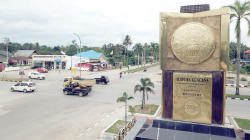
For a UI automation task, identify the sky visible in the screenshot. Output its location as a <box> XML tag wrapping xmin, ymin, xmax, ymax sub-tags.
<box><xmin>0</xmin><ymin>0</ymin><xmax>249</xmax><ymax>48</ymax></box>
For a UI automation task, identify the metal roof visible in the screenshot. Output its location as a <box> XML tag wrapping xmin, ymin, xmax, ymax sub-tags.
<box><xmin>0</xmin><ymin>50</ymin><xmax>13</xmax><ymax>57</ymax></box>
<box><xmin>14</xmin><ymin>50</ymin><xmax>36</xmax><ymax>57</ymax></box>
<box><xmin>74</xmin><ymin>50</ymin><xmax>103</xmax><ymax>59</ymax></box>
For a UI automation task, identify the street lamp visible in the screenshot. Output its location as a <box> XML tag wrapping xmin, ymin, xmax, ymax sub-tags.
<box><xmin>73</xmin><ymin>33</ymin><xmax>87</xmax><ymax>79</ymax></box>
<box><xmin>4</xmin><ymin>38</ymin><xmax>10</xmax><ymax>67</ymax></box>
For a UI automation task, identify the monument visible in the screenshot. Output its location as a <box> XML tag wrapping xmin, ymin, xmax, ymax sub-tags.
<box><xmin>160</xmin><ymin>7</ymin><xmax>229</xmax><ymax>125</ymax></box>
<box><xmin>135</xmin><ymin>6</ymin><xmax>240</xmax><ymax>140</ymax></box>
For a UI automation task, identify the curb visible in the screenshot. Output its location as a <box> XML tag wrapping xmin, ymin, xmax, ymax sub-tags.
<box><xmin>131</xmin><ymin>105</ymin><xmax>161</xmax><ymax>118</ymax></box>
<box><xmin>226</xmin><ymin>84</ymin><xmax>247</xmax><ymax>87</ymax></box>
<box><xmin>0</xmin><ymin>79</ymin><xmax>29</xmax><ymax>82</ymax></box>
<box><xmin>226</xmin><ymin>97</ymin><xmax>250</xmax><ymax>101</ymax></box>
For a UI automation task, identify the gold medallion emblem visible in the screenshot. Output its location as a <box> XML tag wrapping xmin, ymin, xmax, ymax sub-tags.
<box><xmin>184</xmin><ymin>99</ymin><xmax>200</xmax><ymax>115</ymax></box>
<box><xmin>171</xmin><ymin>22</ymin><xmax>215</xmax><ymax>64</ymax></box>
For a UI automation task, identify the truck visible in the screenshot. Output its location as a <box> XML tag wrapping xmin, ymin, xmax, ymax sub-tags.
<box><xmin>63</xmin><ymin>82</ymin><xmax>91</xmax><ymax>97</ymax></box>
<box><xmin>95</xmin><ymin>75</ymin><xmax>110</xmax><ymax>84</ymax></box>
<box><xmin>63</xmin><ymin>76</ymin><xmax>96</xmax><ymax>87</ymax></box>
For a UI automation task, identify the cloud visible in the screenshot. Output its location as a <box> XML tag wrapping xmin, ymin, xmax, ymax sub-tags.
<box><xmin>0</xmin><ymin>0</ymin><xmax>249</xmax><ymax>48</ymax></box>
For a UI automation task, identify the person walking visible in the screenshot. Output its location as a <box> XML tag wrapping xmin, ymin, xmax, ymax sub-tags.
<box><xmin>120</xmin><ymin>72</ymin><xmax>122</xmax><ymax>78</ymax></box>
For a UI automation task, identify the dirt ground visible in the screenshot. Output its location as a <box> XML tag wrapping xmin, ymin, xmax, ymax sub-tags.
<box><xmin>134</xmin><ymin>104</ymin><xmax>157</xmax><ymax>114</ymax></box>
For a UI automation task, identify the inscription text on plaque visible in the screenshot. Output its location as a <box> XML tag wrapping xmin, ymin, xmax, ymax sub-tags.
<box><xmin>173</xmin><ymin>72</ymin><xmax>212</xmax><ymax>124</ymax></box>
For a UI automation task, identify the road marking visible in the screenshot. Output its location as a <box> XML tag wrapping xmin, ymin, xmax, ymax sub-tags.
<box><xmin>95</xmin><ymin>123</ymin><xmax>98</xmax><ymax>126</ymax></box>
<box><xmin>100</xmin><ymin>119</ymin><xmax>104</xmax><ymax>122</ymax></box>
<box><xmin>86</xmin><ymin>128</ymin><xmax>91</xmax><ymax>131</ymax></box>
<box><xmin>78</xmin><ymin>133</ymin><xmax>83</xmax><ymax>137</ymax></box>
<box><xmin>106</xmin><ymin>115</ymin><xmax>109</xmax><ymax>117</ymax></box>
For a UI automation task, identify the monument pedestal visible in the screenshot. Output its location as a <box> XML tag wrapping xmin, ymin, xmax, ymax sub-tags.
<box><xmin>136</xmin><ymin>118</ymin><xmax>238</xmax><ymax>140</ymax></box>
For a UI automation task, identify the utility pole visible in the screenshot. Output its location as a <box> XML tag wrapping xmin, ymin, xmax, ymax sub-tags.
<box><xmin>4</xmin><ymin>38</ymin><xmax>10</xmax><ymax>67</ymax></box>
<box><xmin>73</xmin><ymin>33</ymin><xmax>87</xmax><ymax>79</ymax></box>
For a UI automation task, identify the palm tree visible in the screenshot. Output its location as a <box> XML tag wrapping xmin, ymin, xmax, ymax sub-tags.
<box><xmin>35</xmin><ymin>42</ymin><xmax>40</xmax><ymax>51</ymax></box>
<box><xmin>224</xmin><ymin>0</ymin><xmax>250</xmax><ymax>95</ymax></box>
<box><xmin>117</xmin><ymin>92</ymin><xmax>134</xmax><ymax>124</ymax></box>
<box><xmin>123</xmin><ymin>35</ymin><xmax>132</xmax><ymax>65</ymax></box>
<box><xmin>150</xmin><ymin>42</ymin><xmax>157</xmax><ymax>64</ymax></box>
<box><xmin>142</xmin><ymin>43</ymin><xmax>148</xmax><ymax>64</ymax></box>
<box><xmin>102</xmin><ymin>44</ymin><xmax>107</xmax><ymax>55</ymax></box>
<box><xmin>133</xmin><ymin>43</ymin><xmax>143</xmax><ymax>67</ymax></box>
<box><xmin>154</xmin><ymin>44</ymin><xmax>159</xmax><ymax>62</ymax></box>
<box><xmin>134</xmin><ymin>78</ymin><xmax>155</xmax><ymax>109</ymax></box>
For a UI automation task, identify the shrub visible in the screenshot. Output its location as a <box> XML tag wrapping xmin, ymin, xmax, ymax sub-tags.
<box><xmin>241</xmin><ymin>77</ymin><xmax>247</xmax><ymax>81</ymax></box>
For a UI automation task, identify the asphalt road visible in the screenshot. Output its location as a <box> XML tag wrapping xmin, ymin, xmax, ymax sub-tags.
<box><xmin>0</xmin><ymin>66</ymin><xmax>249</xmax><ymax>140</ymax></box>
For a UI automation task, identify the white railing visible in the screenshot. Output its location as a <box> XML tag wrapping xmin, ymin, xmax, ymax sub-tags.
<box><xmin>5</xmin><ymin>66</ymin><xmax>32</xmax><ymax>72</ymax></box>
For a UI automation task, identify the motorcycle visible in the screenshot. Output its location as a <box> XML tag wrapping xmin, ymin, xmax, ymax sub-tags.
<box><xmin>19</xmin><ymin>71</ymin><xmax>25</xmax><ymax>75</ymax></box>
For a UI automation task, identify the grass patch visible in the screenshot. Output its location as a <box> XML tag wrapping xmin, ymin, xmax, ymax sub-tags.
<box><xmin>234</xmin><ymin>118</ymin><xmax>250</xmax><ymax>130</ymax></box>
<box><xmin>105</xmin><ymin>120</ymin><xmax>126</xmax><ymax>134</ymax></box>
<box><xmin>123</xmin><ymin>63</ymin><xmax>159</xmax><ymax>73</ymax></box>
<box><xmin>129</xmin><ymin>104</ymin><xmax>159</xmax><ymax>115</ymax></box>
<box><xmin>226</xmin><ymin>94</ymin><xmax>250</xmax><ymax>99</ymax></box>
<box><xmin>229</xmin><ymin>71</ymin><xmax>237</xmax><ymax>74</ymax></box>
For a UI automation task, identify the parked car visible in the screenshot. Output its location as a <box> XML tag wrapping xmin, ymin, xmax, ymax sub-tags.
<box><xmin>95</xmin><ymin>75</ymin><xmax>110</xmax><ymax>84</ymax></box>
<box><xmin>31</xmin><ymin>66</ymin><xmax>39</xmax><ymax>69</ymax></box>
<box><xmin>11</xmin><ymin>82</ymin><xmax>37</xmax><ymax>93</ymax></box>
<box><xmin>28</xmin><ymin>72</ymin><xmax>45</xmax><ymax>80</ymax></box>
<box><xmin>37</xmin><ymin>67</ymin><xmax>48</xmax><ymax>73</ymax></box>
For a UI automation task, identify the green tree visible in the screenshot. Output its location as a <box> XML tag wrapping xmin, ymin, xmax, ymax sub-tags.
<box><xmin>35</xmin><ymin>42</ymin><xmax>40</xmax><ymax>51</ymax></box>
<box><xmin>108</xmin><ymin>57</ymin><xmax>115</xmax><ymax>64</ymax></box>
<box><xmin>225</xmin><ymin>0</ymin><xmax>250</xmax><ymax>95</ymax></box>
<box><xmin>229</xmin><ymin>42</ymin><xmax>250</xmax><ymax>60</ymax></box>
<box><xmin>150</xmin><ymin>42</ymin><xmax>157</xmax><ymax>63</ymax></box>
<box><xmin>134</xmin><ymin>78</ymin><xmax>155</xmax><ymax>109</ymax></box>
<box><xmin>123</xmin><ymin>35</ymin><xmax>132</xmax><ymax>65</ymax></box>
<box><xmin>133</xmin><ymin>43</ymin><xmax>143</xmax><ymax>67</ymax></box>
<box><xmin>66</xmin><ymin>45</ymin><xmax>77</xmax><ymax>56</ymax></box>
<box><xmin>116</xmin><ymin>92</ymin><xmax>134</xmax><ymax>123</ymax></box>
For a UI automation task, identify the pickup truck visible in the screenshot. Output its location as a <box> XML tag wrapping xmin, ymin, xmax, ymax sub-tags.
<box><xmin>63</xmin><ymin>82</ymin><xmax>92</xmax><ymax>97</ymax></box>
<box><xmin>63</xmin><ymin>76</ymin><xmax>96</xmax><ymax>87</ymax></box>
<box><xmin>95</xmin><ymin>75</ymin><xmax>110</xmax><ymax>84</ymax></box>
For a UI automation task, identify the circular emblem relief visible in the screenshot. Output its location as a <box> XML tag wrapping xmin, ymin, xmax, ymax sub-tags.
<box><xmin>171</xmin><ymin>22</ymin><xmax>215</xmax><ymax>64</ymax></box>
<box><xmin>184</xmin><ymin>99</ymin><xmax>200</xmax><ymax>115</ymax></box>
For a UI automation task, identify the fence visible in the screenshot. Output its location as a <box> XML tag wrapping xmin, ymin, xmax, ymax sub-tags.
<box><xmin>5</xmin><ymin>66</ymin><xmax>32</xmax><ymax>72</ymax></box>
<box><xmin>113</xmin><ymin>117</ymin><xmax>137</xmax><ymax>140</ymax></box>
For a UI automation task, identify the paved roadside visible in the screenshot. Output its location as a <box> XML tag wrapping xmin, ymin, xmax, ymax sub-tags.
<box><xmin>74</xmin><ymin>105</ymin><xmax>126</xmax><ymax>140</ymax></box>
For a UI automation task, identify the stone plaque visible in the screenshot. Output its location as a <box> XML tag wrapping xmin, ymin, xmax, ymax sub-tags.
<box><xmin>173</xmin><ymin>72</ymin><xmax>212</xmax><ymax>124</ymax></box>
<box><xmin>171</xmin><ymin>22</ymin><xmax>215</xmax><ymax>64</ymax></box>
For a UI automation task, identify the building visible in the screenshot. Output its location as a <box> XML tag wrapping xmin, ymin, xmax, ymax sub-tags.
<box><xmin>180</xmin><ymin>4</ymin><xmax>210</xmax><ymax>13</ymax></box>
<box><xmin>10</xmin><ymin>50</ymin><xmax>38</xmax><ymax>65</ymax></box>
<box><xmin>32</xmin><ymin>55</ymin><xmax>89</xmax><ymax>70</ymax></box>
<box><xmin>74</xmin><ymin>50</ymin><xmax>107</xmax><ymax>62</ymax></box>
<box><xmin>243</xmin><ymin>50</ymin><xmax>250</xmax><ymax>64</ymax></box>
<box><xmin>74</xmin><ymin>50</ymin><xmax>108</xmax><ymax>70</ymax></box>
<box><xmin>66</xmin><ymin>56</ymin><xmax>90</xmax><ymax>70</ymax></box>
<box><xmin>0</xmin><ymin>50</ymin><xmax>13</xmax><ymax>63</ymax></box>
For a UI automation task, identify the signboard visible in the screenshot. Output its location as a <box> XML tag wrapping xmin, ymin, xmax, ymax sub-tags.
<box><xmin>71</xmin><ymin>68</ymin><xmax>77</xmax><ymax>74</ymax></box>
<box><xmin>54</xmin><ymin>59</ymin><xmax>61</xmax><ymax>62</ymax></box>
<box><xmin>173</xmin><ymin>72</ymin><xmax>212</xmax><ymax>124</ymax></box>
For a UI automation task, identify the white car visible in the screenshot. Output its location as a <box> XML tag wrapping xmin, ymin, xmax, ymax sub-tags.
<box><xmin>28</xmin><ymin>72</ymin><xmax>45</xmax><ymax>80</ymax></box>
<box><xmin>11</xmin><ymin>82</ymin><xmax>37</xmax><ymax>93</ymax></box>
